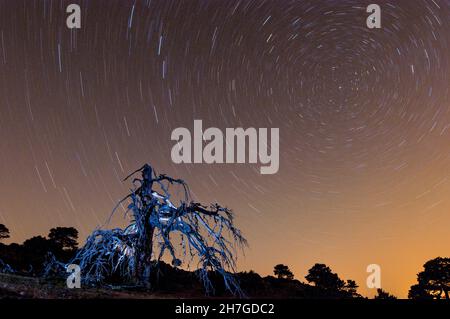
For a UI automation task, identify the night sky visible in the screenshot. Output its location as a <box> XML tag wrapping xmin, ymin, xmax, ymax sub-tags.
<box><xmin>0</xmin><ymin>0</ymin><xmax>449</xmax><ymax>297</ymax></box>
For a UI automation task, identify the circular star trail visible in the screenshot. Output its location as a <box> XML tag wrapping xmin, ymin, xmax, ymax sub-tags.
<box><xmin>0</xmin><ymin>0</ymin><xmax>449</xmax><ymax>297</ymax></box>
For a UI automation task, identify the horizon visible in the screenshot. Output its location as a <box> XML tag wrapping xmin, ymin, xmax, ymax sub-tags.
<box><xmin>1</xmin><ymin>172</ymin><xmax>447</xmax><ymax>299</ymax></box>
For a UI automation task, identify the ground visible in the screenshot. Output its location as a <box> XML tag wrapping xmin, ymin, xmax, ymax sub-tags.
<box><xmin>0</xmin><ymin>273</ymin><xmax>204</xmax><ymax>299</ymax></box>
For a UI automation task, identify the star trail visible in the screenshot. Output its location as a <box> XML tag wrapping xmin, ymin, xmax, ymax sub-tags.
<box><xmin>0</xmin><ymin>0</ymin><xmax>449</xmax><ymax>297</ymax></box>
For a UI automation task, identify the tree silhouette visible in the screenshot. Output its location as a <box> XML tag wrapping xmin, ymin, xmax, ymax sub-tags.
<box><xmin>23</xmin><ymin>236</ymin><xmax>49</xmax><ymax>250</ymax></box>
<box><xmin>343</xmin><ymin>279</ymin><xmax>360</xmax><ymax>298</ymax></box>
<box><xmin>273</xmin><ymin>264</ymin><xmax>294</xmax><ymax>280</ymax></box>
<box><xmin>304</xmin><ymin>263</ymin><xmax>360</xmax><ymax>298</ymax></box>
<box><xmin>0</xmin><ymin>224</ymin><xmax>10</xmax><ymax>241</ymax></box>
<box><xmin>48</xmin><ymin>227</ymin><xmax>79</xmax><ymax>251</ymax></box>
<box><xmin>22</xmin><ymin>236</ymin><xmax>53</xmax><ymax>274</ymax></box>
<box><xmin>408</xmin><ymin>257</ymin><xmax>449</xmax><ymax>299</ymax></box>
<box><xmin>305</xmin><ymin>263</ymin><xmax>345</xmax><ymax>291</ymax></box>
<box><xmin>74</xmin><ymin>164</ymin><xmax>247</xmax><ymax>295</ymax></box>
<box><xmin>408</xmin><ymin>284</ymin><xmax>433</xmax><ymax>299</ymax></box>
<box><xmin>374</xmin><ymin>288</ymin><xmax>397</xmax><ymax>299</ymax></box>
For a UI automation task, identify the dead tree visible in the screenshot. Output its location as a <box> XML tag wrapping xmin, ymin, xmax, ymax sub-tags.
<box><xmin>74</xmin><ymin>164</ymin><xmax>247</xmax><ymax>295</ymax></box>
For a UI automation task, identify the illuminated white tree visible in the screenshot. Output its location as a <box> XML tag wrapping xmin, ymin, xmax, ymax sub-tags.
<box><xmin>74</xmin><ymin>164</ymin><xmax>247</xmax><ymax>295</ymax></box>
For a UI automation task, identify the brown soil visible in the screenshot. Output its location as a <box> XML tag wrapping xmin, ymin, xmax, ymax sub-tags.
<box><xmin>0</xmin><ymin>273</ymin><xmax>199</xmax><ymax>299</ymax></box>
